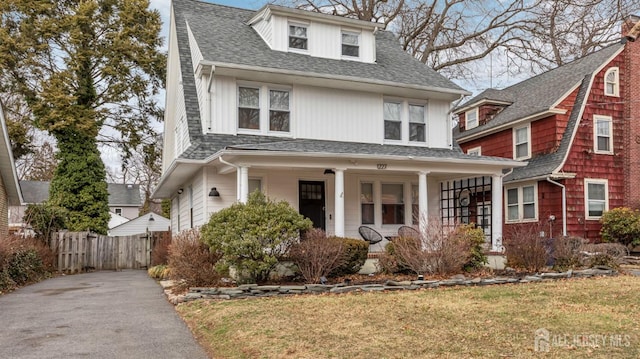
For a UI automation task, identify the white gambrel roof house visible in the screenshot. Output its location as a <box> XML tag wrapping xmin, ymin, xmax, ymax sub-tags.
<box><xmin>154</xmin><ymin>0</ymin><xmax>524</xmax><ymax>252</ymax></box>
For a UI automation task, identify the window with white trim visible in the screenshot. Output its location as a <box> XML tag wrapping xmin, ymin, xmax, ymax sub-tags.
<box><xmin>114</xmin><ymin>208</ymin><xmax>122</xmax><ymax>216</ymax></box>
<box><xmin>585</xmin><ymin>179</ymin><xmax>608</xmax><ymax>219</ymax></box>
<box><xmin>361</xmin><ymin>182</ymin><xmax>374</xmax><ymax>224</ymax></box>
<box><xmin>467</xmin><ymin>146</ymin><xmax>481</xmax><ymax>156</ymax></box>
<box><xmin>341</xmin><ymin>31</ymin><xmax>359</xmax><ymax>57</ymax></box>
<box><xmin>594</xmin><ymin>115</ymin><xmax>613</xmax><ymax>154</ymax></box>
<box><xmin>513</xmin><ymin>124</ymin><xmax>531</xmax><ymax>160</ymax></box>
<box><xmin>238</xmin><ymin>87</ymin><xmax>260</xmax><ymax>130</ymax></box>
<box><xmin>289</xmin><ymin>24</ymin><xmax>308</xmax><ymax>50</ymax></box>
<box><xmin>505</xmin><ymin>184</ymin><xmax>537</xmax><ymax>222</ymax></box>
<box><xmin>269</xmin><ymin>90</ymin><xmax>290</xmax><ymax>132</ymax></box>
<box><xmin>383</xmin><ymin>101</ymin><xmax>401</xmax><ymax>140</ymax></box>
<box><xmin>409</xmin><ymin>104</ymin><xmax>426</xmax><ymax>142</ymax></box>
<box><xmin>604</xmin><ymin>67</ymin><xmax>619</xmax><ymax>97</ymax></box>
<box><xmin>382</xmin><ymin>183</ymin><xmax>404</xmax><ymax>225</ymax></box>
<box><xmin>465</xmin><ymin>108</ymin><xmax>478</xmax><ymax>130</ymax></box>
<box><xmin>249</xmin><ymin>178</ymin><xmax>262</xmax><ymax>194</ymax></box>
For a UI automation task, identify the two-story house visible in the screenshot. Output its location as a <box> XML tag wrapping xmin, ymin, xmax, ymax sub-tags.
<box><xmin>154</xmin><ymin>0</ymin><xmax>524</xmax><ymax>252</ymax></box>
<box><xmin>454</xmin><ymin>16</ymin><xmax>640</xmax><ymax>240</ymax></box>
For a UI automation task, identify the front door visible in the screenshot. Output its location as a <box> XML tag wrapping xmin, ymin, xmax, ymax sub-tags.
<box><xmin>299</xmin><ymin>181</ymin><xmax>326</xmax><ymax>230</ymax></box>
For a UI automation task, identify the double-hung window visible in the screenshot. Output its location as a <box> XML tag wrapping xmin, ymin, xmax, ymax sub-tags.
<box><xmin>594</xmin><ymin>115</ymin><xmax>613</xmax><ymax>154</ymax></box>
<box><xmin>361</xmin><ymin>183</ymin><xmax>374</xmax><ymax>224</ymax></box>
<box><xmin>513</xmin><ymin>124</ymin><xmax>530</xmax><ymax>159</ymax></box>
<box><xmin>269</xmin><ymin>90</ymin><xmax>290</xmax><ymax>132</ymax></box>
<box><xmin>585</xmin><ymin>179</ymin><xmax>608</xmax><ymax>219</ymax></box>
<box><xmin>384</xmin><ymin>101</ymin><xmax>402</xmax><ymax>140</ymax></box>
<box><xmin>289</xmin><ymin>24</ymin><xmax>308</xmax><ymax>50</ymax></box>
<box><xmin>238</xmin><ymin>87</ymin><xmax>260</xmax><ymax>130</ymax></box>
<box><xmin>341</xmin><ymin>31</ymin><xmax>359</xmax><ymax>57</ymax></box>
<box><xmin>249</xmin><ymin>178</ymin><xmax>262</xmax><ymax>195</ymax></box>
<box><xmin>382</xmin><ymin>184</ymin><xmax>404</xmax><ymax>225</ymax></box>
<box><xmin>465</xmin><ymin>108</ymin><xmax>478</xmax><ymax>130</ymax></box>
<box><xmin>604</xmin><ymin>67</ymin><xmax>619</xmax><ymax>97</ymax></box>
<box><xmin>506</xmin><ymin>184</ymin><xmax>537</xmax><ymax>222</ymax></box>
<box><xmin>467</xmin><ymin>147</ymin><xmax>481</xmax><ymax>156</ymax></box>
<box><xmin>409</xmin><ymin>104</ymin><xmax>426</xmax><ymax>142</ymax></box>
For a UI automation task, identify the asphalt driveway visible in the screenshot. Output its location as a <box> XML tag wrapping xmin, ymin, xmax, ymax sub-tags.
<box><xmin>0</xmin><ymin>270</ymin><xmax>209</xmax><ymax>359</ymax></box>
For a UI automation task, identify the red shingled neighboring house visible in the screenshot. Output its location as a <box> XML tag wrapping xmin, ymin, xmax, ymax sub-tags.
<box><xmin>454</xmin><ymin>16</ymin><xmax>640</xmax><ymax>241</ymax></box>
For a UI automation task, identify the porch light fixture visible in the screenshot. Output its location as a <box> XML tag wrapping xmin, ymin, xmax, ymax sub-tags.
<box><xmin>323</xmin><ymin>169</ymin><xmax>335</xmax><ymax>175</ymax></box>
<box><xmin>209</xmin><ymin>187</ymin><xmax>220</xmax><ymax>197</ymax></box>
<box><xmin>149</xmin><ymin>214</ymin><xmax>155</xmax><ymax>222</ymax></box>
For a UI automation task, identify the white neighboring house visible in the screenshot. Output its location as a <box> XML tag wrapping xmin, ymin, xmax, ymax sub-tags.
<box><xmin>153</xmin><ymin>1</ymin><xmax>525</xmax><ymax>252</ymax></box>
<box><xmin>108</xmin><ymin>212</ymin><xmax>170</xmax><ymax>237</ymax></box>
<box><xmin>10</xmin><ymin>181</ymin><xmax>142</xmax><ymax>232</ymax></box>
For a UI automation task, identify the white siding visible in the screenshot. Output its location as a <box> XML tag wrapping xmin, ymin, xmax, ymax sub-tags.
<box><xmin>311</xmin><ymin>22</ymin><xmax>340</xmax><ymax>59</ymax></box>
<box><xmin>294</xmin><ymin>85</ymin><xmax>382</xmax><ymax>142</ymax></box>
<box><xmin>109</xmin><ymin>214</ymin><xmax>171</xmax><ymax>236</ymax></box>
<box><xmin>186</xmin><ymin>22</ymin><xmax>203</xmax><ymax>72</ymax></box>
<box><xmin>204</xmin><ymin>167</ymin><xmax>238</xmax><ymax>219</ymax></box>
<box><xmin>162</xmin><ymin>8</ymin><xmax>181</xmax><ymax>172</ymax></box>
<box><xmin>360</xmin><ymin>31</ymin><xmax>376</xmax><ymax>63</ymax></box>
<box><xmin>251</xmin><ymin>17</ymin><xmax>273</xmax><ymax>48</ymax></box>
<box><xmin>209</xmin><ymin>75</ymin><xmax>237</xmax><ymax>134</ymax></box>
<box><xmin>191</xmin><ymin>170</ymin><xmax>205</xmax><ymax>227</ymax></box>
<box><xmin>428</xmin><ymin>100</ymin><xmax>452</xmax><ymax>148</ymax></box>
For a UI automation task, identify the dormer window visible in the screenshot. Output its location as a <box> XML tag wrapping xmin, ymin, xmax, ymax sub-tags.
<box><xmin>465</xmin><ymin>108</ymin><xmax>478</xmax><ymax>130</ymax></box>
<box><xmin>604</xmin><ymin>67</ymin><xmax>619</xmax><ymax>97</ymax></box>
<box><xmin>342</xmin><ymin>31</ymin><xmax>359</xmax><ymax>57</ymax></box>
<box><xmin>289</xmin><ymin>24</ymin><xmax>308</xmax><ymax>50</ymax></box>
<box><xmin>409</xmin><ymin>104</ymin><xmax>426</xmax><ymax>142</ymax></box>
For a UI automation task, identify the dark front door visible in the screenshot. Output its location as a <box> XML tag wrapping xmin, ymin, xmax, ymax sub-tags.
<box><xmin>299</xmin><ymin>181</ymin><xmax>326</xmax><ymax>230</ymax></box>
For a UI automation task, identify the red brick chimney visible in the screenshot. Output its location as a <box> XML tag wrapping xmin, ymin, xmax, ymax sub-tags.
<box><xmin>623</xmin><ymin>16</ymin><xmax>640</xmax><ymax>209</ymax></box>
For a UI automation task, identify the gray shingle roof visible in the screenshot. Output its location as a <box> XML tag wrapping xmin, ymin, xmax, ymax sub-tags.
<box><xmin>454</xmin><ymin>43</ymin><xmax>624</xmax><ymax>140</ymax></box>
<box><xmin>172</xmin><ymin>0</ymin><xmax>467</xmax><ymax>142</ymax></box>
<box><xmin>19</xmin><ymin>181</ymin><xmax>141</xmax><ymax>206</ymax></box>
<box><xmin>180</xmin><ymin>133</ymin><xmax>519</xmax><ymax>164</ymax></box>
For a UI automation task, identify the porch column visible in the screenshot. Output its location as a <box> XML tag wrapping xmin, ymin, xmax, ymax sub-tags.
<box><xmin>418</xmin><ymin>171</ymin><xmax>429</xmax><ymax>233</ymax></box>
<box><xmin>491</xmin><ymin>174</ymin><xmax>503</xmax><ymax>252</ymax></box>
<box><xmin>239</xmin><ymin>166</ymin><xmax>249</xmax><ymax>203</ymax></box>
<box><xmin>334</xmin><ymin>168</ymin><xmax>345</xmax><ymax>237</ymax></box>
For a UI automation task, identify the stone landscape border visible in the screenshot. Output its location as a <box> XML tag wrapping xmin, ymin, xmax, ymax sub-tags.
<box><xmin>161</xmin><ymin>268</ymin><xmax>623</xmax><ymax>304</ymax></box>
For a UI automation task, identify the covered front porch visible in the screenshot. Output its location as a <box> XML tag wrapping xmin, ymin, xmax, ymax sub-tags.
<box><xmin>198</xmin><ymin>149</ymin><xmax>522</xmax><ymax>253</ymax></box>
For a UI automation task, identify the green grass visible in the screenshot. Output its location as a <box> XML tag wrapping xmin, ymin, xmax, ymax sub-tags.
<box><xmin>177</xmin><ymin>275</ymin><xmax>640</xmax><ymax>358</ymax></box>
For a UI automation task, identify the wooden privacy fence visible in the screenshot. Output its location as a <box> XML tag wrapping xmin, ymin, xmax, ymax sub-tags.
<box><xmin>49</xmin><ymin>231</ymin><xmax>170</xmax><ymax>273</ymax></box>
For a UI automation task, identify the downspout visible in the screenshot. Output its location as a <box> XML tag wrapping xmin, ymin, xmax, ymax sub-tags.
<box><xmin>205</xmin><ymin>66</ymin><xmax>215</xmax><ymax>131</ymax></box>
<box><xmin>546</xmin><ymin>177</ymin><xmax>567</xmax><ymax>237</ymax></box>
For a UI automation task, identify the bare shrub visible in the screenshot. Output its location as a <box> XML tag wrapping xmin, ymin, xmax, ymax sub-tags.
<box><xmin>289</xmin><ymin>229</ymin><xmax>345</xmax><ymax>283</ymax></box>
<box><xmin>167</xmin><ymin>229</ymin><xmax>221</xmax><ymax>290</ymax></box>
<box><xmin>151</xmin><ymin>232</ymin><xmax>171</xmax><ymax>266</ymax></box>
<box><xmin>503</xmin><ymin>224</ymin><xmax>549</xmax><ymax>272</ymax></box>
<box><xmin>552</xmin><ymin>236</ymin><xmax>586</xmax><ymax>270</ymax></box>
<box><xmin>581</xmin><ymin>243</ymin><xmax>628</xmax><ymax>269</ymax></box>
<box><xmin>391</xmin><ymin>219</ymin><xmax>473</xmax><ymax>275</ymax></box>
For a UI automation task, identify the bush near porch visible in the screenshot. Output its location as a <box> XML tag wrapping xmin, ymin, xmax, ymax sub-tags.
<box><xmin>0</xmin><ymin>236</ymin><xmax>55</xmax><ymax>293</ymax></box>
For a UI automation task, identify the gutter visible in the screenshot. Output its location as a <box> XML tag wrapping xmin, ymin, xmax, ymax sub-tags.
<box><xmin>218</xmin><ymin>155</ymin><xmax>242</xmax><ymax>202</ymax></box>
<box><xmin>546</xmin><ymin>177</ymin><xmax>567</xmax><ymax>237</ymax></box>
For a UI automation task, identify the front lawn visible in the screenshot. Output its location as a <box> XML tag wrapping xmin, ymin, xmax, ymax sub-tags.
<box><xmin>177</xmin><ymin>275</ymin><xmax>640</xmax><ymax>359</ymax></box>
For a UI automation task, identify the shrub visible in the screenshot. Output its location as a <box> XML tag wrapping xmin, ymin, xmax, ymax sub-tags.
<box><xmin>452</xmin><ymin>224</ymin><xmax>487</xmax><ymax>272</ymax></box>
<box><xmin>552</xmin><ymin>236</ymin><xmax>586</xmax><ymax>270</ymax></box>
<box><xmin>23</xmin><ymin>203</ymin><xmax>68</xmax><ymax>242</ymax></box>
<box><xmin>289</xmin><ymin>229</ymin><xmax>345</xmax><ymax>283</ymax></box>
<box><xmin>201</xmin><ymin>191</ymin><xmax>312</xmax><ymax>283</ymax></box>
<box><xmin>0</xmin><ymin>236</ymin><xmax>55</xmax><ymax>292</ymax></box>
<box><xmin>581</xmin><ymin>243</ymin><xmax>628</xmax><ymax>269</ymax></box>
<box><xmin>329</xmin><ymin>237</ymin><xmax>369</xmax><ymax>277</ymax></box>
<box><xmin>151</xmin><ymin>232</ymin><xmax>171</xmax><ymax>266</ymax></box>
<box><xmin>148</xmin><ymin>264</ymin><xmax>171</xmax><ymax>280</ymax></box>
<box><xmin>391</xmin><ymin>220</ymin><xmax>476</xmax><ymax>275</ymax></box>
<box><xmin>503</xmin><ymin>224</ymin><xmax>549</xmax><ymax>272</ymax></box>
<box><xmin>600</xmin><ymin>207</ymin><xmax>640</xmax><ymax>247</ymax></box>
<box><xmin>167</xmin><ymin>229</ymin><xmax>222</xmax><ymax>290</ymax></box>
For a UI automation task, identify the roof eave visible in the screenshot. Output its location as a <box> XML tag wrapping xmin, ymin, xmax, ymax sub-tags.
<box><xmin>249</xmin><ymin>4</ymin><xmax>386</xmax><ymax>30</ymax></box>
<box><xmin>456</xmin><ymin>109</ymin><xmax>566</xmax><ymax>143</ymax></box>
<box><xmin>454</xmin><ymin>98</ymin><xmax>513</xmax><ymax>114</ymax></box>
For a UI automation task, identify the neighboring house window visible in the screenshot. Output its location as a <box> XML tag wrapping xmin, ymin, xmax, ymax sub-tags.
<box><xmin>269</xmin><ymin>90</ymin><xmax>290</xmax><ymax>132</ymax></box>
<box><xmin>594</xmin><ymin>115</ymin><xmax>613</xmax><ymax>154</ymax></box>
<box><xmin>513</xmin><ymin>124</ymin><xmax>531</xmax><ymax>160</ymax></box>
<box><xmin>505</xmin><ymin>184</ymin><xmax>537</xmax><ymax>222</ymax></box>
<box><xmin>361</xmin><ymin>182</ymin><xmax>374</xmax><ymax>224</ymax></box>
<box><xmin>289</xmin><ymin>24</ymin><xmax>308</xmax><ymax>50</ymax></box>
<box><xmin>382</xmin><ymin>183</ymin><xmax>404</xmax><ymax>225</ymax></box>
<box><xmin>384</xmin><ymin>101</ymin><xmax>401</xmax><ymax>140</ymax></box>
<box><xmin>585</xmin><ymin>179</ymin><xmax>608</xmax><ymax>219</ymax></box>
<box><xmin>114</xmin><ymin>208</ymin><xmax>122</xmax><ymax>216</ymax></box>
<box><xmin>465</xmin><ymin>108</ymin><xmax>478</xmax><ymax>130</ymax></box>
<box><xmin>409</xmin><ymin>104</ymin><xmax>426</xmax><ymax>142</ymax></box>
<box><xmin>467</xmin><ymin>146</ymin><xmax>481</xmax><ymax>156</ymax></box>
<box><xmin>238</xmin><ymin>87</ymin><xmax>260</xmax><ymax>130</ymax></box>
<box><xmin>341</xmin><ymin>31</ymin><xmax>359</xmax><ymax>57</ymax></box>
<box><xmin>249</xmin><ymin>178</ymin><xmax>262</xmax><ymax>194</ymax></box>
<box><xmin>604</xmin><ymin>67</ymin><xmax>619</xmax><ymax>97</ymax></box>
